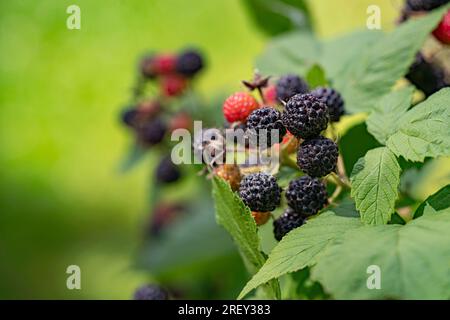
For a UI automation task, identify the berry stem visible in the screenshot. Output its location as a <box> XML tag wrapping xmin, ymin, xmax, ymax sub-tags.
<box><xmin>280</xmin><ymin>153</ymin><xmax>298</xmax><ymax>170</ymax></box>
<box><xmin>336</xmin><ymin>153</ymin><xmax>350</xmax><ymax>185</ymax></box>
<box><xmin>257</xmin><ymin>87</ymin><xmax>266</xmax><ymax>104</ymax></box>
<box><xmin>329</xmin><ymin>123</ymin><xmax>337</xmax><ymax>141</ymax></box>
<box><xmin>328</xmin><ymin>184</ymin><xmax>343</xmax><ymax>205</ymax></box>
<box><xmin>329</xmin><ymin>172</ymin><xmax>351</xmax><ymax>189</ymax></box>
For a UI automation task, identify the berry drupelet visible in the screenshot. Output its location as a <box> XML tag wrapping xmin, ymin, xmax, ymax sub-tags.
<box><xmin>297</xmin><ymin>136</ymin><xmax>338</xmax><ymax>177</ymax></box>
<box><xmin>239</xmin><ymin>173</ymin><xmax>282</xmax><ymax>212</ymax></box>
<box><xmin>285</xmin><ymin>176</ymin><xmax>328</xmax><ymax>216</ymax></box>
<box><xmin>276</xmin><ymin>74</ymin><xmax>309</xmax><ymax>102</ymax></box>
<box><xmin>155</xmin><ymin>156</ymin><xmax>181</xmax><ymax>183</ymax></box>
<box><xmin>223</xmin><ymin>92</ymin><xmax>259</xmax><ymax>123</ymax></box>
<box><xmin>133</xmin><ymin>284</ymin><xmax>169</xmax><ymax>300</ymax></box>
<box><xmin>406</xmin><ymin>0</ymin><xmax>449</xmax><ymax>12</ymax></box>
<box><xmin>310</xmin><ymin>87</ymin><xmax>345</xmax><ymax>122</ymax></box>
<box><xmin>281</xmin><ymin>93</ymin><xmax>329</xmax><ymax>139</ymax></box>
<box><xmin>176</xmin><ymin>49</ymin><xmax>204</xmax><ymax>77</ymax></box>
<box><xmin>246</xmin><ymin>107</ymin><xmax>287</xmax><ymax>147</ymax></box>
<box><xmin>406</xmin><ymin>53</ymin><xmax>448</xmax><ymax>97</ymax></box>
<box><xmin>273</xmin><ymin>207</ymin><xmax>306</xmax><ymax>241</ymax></box>
<box><xmin>138</xmin><ymin>118</ymin><xmax>167</xmax><ymax>145</ymax></box>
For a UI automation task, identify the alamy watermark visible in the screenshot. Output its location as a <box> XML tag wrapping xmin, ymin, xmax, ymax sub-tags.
<box><xmin>66</xmin><ymin>265</ymin><xmax>81</xmax><ymax>290</ymax></box>
<box><xmin>170</xmin><ymin>121</ymin><xmax>281</xmax><ymax>171</ymax></box>
<box><xmin>366</xmin><ymin>5</ymin><xmax>382</xmax><ymax>30</ymax></box>
<box><xmin>366</xmin><ymin>265</ymin><xmax>381</xmax><ymax>290</ymax></box>
<box><xmin>66</xmin><ymin>5</ymin><xmax>81</xmax><ymax>30</ymax></box>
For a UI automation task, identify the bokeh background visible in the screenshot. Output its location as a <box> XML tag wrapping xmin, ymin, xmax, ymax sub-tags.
<box><xmin>0</xmin><ymin>0</ymin><xmax>413</xmax><ymax>299</ymax></box>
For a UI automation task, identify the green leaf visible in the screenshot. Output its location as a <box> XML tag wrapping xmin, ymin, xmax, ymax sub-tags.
<box><xmin>282</xmin><ymin>268</ymin><xmax>329</xmax><ymax>300</ymax></box>
<box><xmin>256</xmin><ymin>7</ymin><xmax>448</xmax><ymax>113</ymax></box>
<box><xmin>386</xmin><ymin>88</ymin><xmax>450</xmax><ymax>162</ymax></box>
<box><xmin>330</xmin><ymin>197</ymin><xmax>359</xmax><ymax>218</ymax></box>
<box><xmin>242</xmin><ymin>0</ymin><xmax>312</xmax><ymax>36</ymax></box>
<box><xmin>333</xmin><ymin>8</ymin><xmax>447</xmax><ymax>112</ymax></box>
<box><xmin>255</xmin><ymin>31</ymin><xmax>320</xmax><ymax>76</ymax></box>
<box><xmin>139</xmin><ymin>192</ymin><xmax>237</xmax><ymax>276</ymax></box>
<box><xmin>305</xmin><ymin>64</ymin><xmax>327</xmax><ymax>88</ymax></box>
<box><xmin>414</xmin><ymin>184</ymin><xmax>450</xmax><ymax>219</ymax></box>
<box><xmin>366</xmin><ymin>87</ymin><xmax>415</xmax><ymax>145</ymax></box>
<box><xmin>320</xmin><ymin>30</ymin><xmax>383</xmax><ymax>82</ymax></box>
<box><xmin>118</xmin><ymin>142</ymin><xmax>147</xmax><ymax>173</ymax></box>
<box><xmin>312</xmin><ymin>209</ymin><xmax>450</xmax><ymax>299</ymax></box>
<box><xmin>351</xmin><ymin>147</ymin><xmax>401</xmax><ymax>225</ymax></box>
<box><xmin>212</xmin><ymin>177</ymin><xmax>280</xmax><ymax>299</ymax></box>
<box><xmin>389</xmin><ymin>212</ymin><xmax>406</xmax><ymax>225</ymax></box>
<box><xmin>238</xmin><ymin>212</ymin><xmax>362</xmax><ymax>299</ymax></box>
<box><xmin>339</xmin><ymin>122</ymin><xmax>382</xmax><ymax>175</ymax></box>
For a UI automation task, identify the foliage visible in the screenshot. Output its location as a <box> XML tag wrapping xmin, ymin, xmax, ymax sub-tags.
<box><xmin>242</xmin><ymin>0</ymin><xmax>312</xmax><ymax>36</ymax></box>
<box><xmin>212</xmin><ymin>177</ymin><xmax>281</xmax><ymax>299</ymax></box>
<box><xmin>256</xmin><ymin>6</ymin><xmax>448</xmax><ymax>112</ymax></box>
<box><xmin>216</xmin><ymin>5</ymin><xmax>450</xmax><ymax>300</ymax></box>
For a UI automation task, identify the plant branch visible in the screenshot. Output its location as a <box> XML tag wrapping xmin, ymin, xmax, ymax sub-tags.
<box><xmin>280</xmin><ymin>153</ymin><xmax>298</xmax><ymax>170</ymax></box>
<box><xmin>329</xmin><ymin>172</ymin><xmax>351</xmax><ymax>189</ymax></box>
<box><xmin>336</xmin><ymin>153</ymin><xmax>350</xmax><ymax>185</ymax></box>
<box><xmin>328</xmin><ymin>184</ymin><xmax>343</xmax><ymax>205</ymax></box>
<box><xmin>257</xmin><ymin>87</ymin><xmax>266</xmax><ymax>104</ymax></box>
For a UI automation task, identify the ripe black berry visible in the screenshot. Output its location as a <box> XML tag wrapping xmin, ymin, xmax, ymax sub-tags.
<box><xmin>133</xmin><ymin>284</ymin><xmax>169</xmax><ymax>300</ymax></box>
<box><xmin>273</xmin><ymin>207</ymin><xmax>306</xmax><ymax>241</ymax></box>
<box><xmin>297</xmin><ymin>136</ymin><xmax>338</xmax><ymax>177</ymax></box>
<box><xmin>138</xmin><ymin>118</ymin><xmax>167</xmax><ymax>145</ymax></box>
<box><xmin>406</xmin><ymin>53</ymin><xmax>448</xmax><ymax>97</ymax></box>
<box><xmin>276</xmin><ymin>74</ymin><xmax>309</xmax><ymax>102</ymax></box>
<box><xmin>406</xmin><ymin>0</ymin><xmax>449</xmax><ymax>11</ymax></box>
<box><xmin>176</xmin><ymin>49</ymin><xmax>204</xmax><ymax>77</ymax></box>
<box><xmin>156</xmin><ymin>156</ymin><xmax>181</xmax><ymax>183</ymax></box>
<box><xmin>285</xmin><ymin>176</ymin><xmax>327</xmax><ymax>216</ymax></box>
<box><xmin>281</xmin><ymin>94</ymin><xmax>329</xmax><ymax>139</ymax></box>
<box><xmin>239</xmin><ymin>173</ymin><xmax>281</xmax><ymax>212</ymax></box>
<box><xmin>246</xmin><ymin>107</ymin><xmax>286</xmax><ymax>146</ymax></box>
<box><xmin>121</xmin><ymin>108</ymin><xmax>139</xmax><ymax>127</ymax></box>
<box><xmin>310</xmin><ymin>87</ymin><xmax>345</xmax><ymax>122</ymax></box>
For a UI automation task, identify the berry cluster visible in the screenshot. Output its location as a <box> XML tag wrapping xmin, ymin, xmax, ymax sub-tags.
<box><xmin>398</xmin><ymin>2</ymin><xmax>450</xmax><ymax>96</ymax></box>
<box><xmin>399</xmin><ymin>1</ymin><xmax>450</xmax><ymax>44</ymax></box>
<box><xmin>122</xmin><ymin>48</ymin><xmax>206</xmax><ymax>300</ymax></box>
<box><xmin>140</xmin><ymin>49</ymin><xmax>204</xmax><ymax>97</ymax></box>
<box><xmin>406</xmin><ymin>53</ymin><xmax>448</xmax><ymax>96</ymax></box>
<box><xmin>403</xmin><ymin>0</ymin><xmax>449</xmax><ymax>15</ymax></box>
<box><xmin>208</xmin><ymin>73</ymin><xmax>344</xmax><ymax>238</ymax></box>
<box><xmin>121</xmin><ymin>50</ymin><xmax>205</xmax><ymax>186</ymax></box>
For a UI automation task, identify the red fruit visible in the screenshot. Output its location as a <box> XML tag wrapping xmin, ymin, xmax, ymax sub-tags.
<box><xmin>138</xmin><ymin>100</ymin><xmax>162</xmax><ymax>119</ymax></box>
<box><xmin>263</xmin><ymin>85</ymin><xmax>278</xmax><ymax>105</ymax></box>
<box><xmin>153</xmin><ymin>54</ymin><xmax>177</xmax><ymax>75</ymax></box>
<box><xmin>433</xmin><ymin>10</ymin><xmax>450</xmax><ymax>44</ymax></box>
<box><xmin>161</xmin><ymin>75</ymin><xmax>187</xmax><ymax>97</ymax></box>
<box><xmin>169</xmin><ymin>112</ymin><xmax>192</xmax><ymax>131</ymax></box>
<box><xmin>141</xmin><ymin>54</ymin><xmax>177</xmax><ymax>78</ymax></box>
<box><xmin>223</xmin><ymin>92</ymin><xmax>259</xmax><ymax>122</ymax></box>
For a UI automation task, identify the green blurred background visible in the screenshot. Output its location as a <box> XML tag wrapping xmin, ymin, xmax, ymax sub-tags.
<box><xmin>0</xmin><ymin>0</ymin><xmax>404</xmax><ymax>299</ymax></box>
